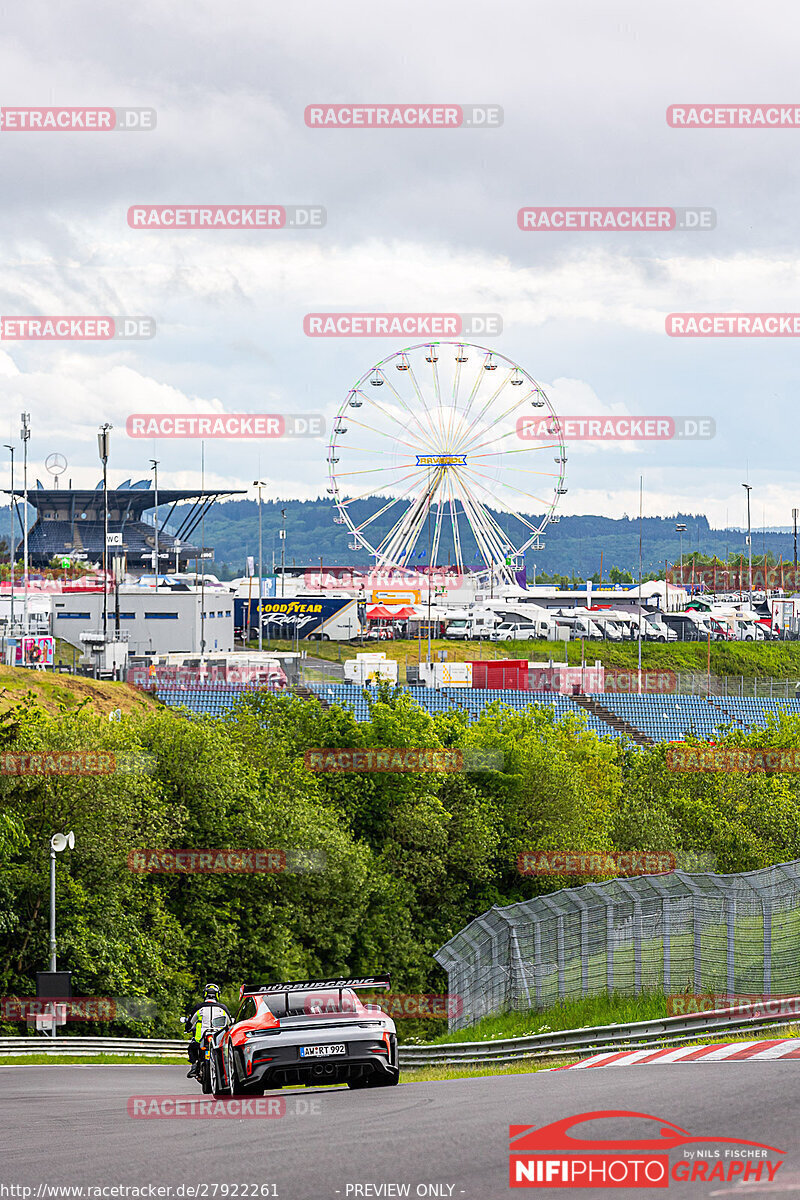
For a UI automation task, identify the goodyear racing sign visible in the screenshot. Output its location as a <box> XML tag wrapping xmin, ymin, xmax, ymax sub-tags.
<box><xmin>234</xmin><ymin>597</ymin><xmax>357</xmax><ymax>639</ymax></box>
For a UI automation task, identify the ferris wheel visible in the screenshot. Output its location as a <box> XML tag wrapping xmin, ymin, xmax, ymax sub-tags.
<box><xmin>327</xmin><ymin>342</ymin><xmax>567</xmax><ymax>581</ymax></box>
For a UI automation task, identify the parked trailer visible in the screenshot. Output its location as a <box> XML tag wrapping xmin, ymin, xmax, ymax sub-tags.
<box><xmin>234</xmin><ymin>597</ymin><xmax>361</xmax><ymax>642</ymax></box>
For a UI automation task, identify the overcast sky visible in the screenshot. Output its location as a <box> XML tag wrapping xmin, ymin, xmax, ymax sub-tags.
<box><xmin>0</xmin><ymin>0</ymin><xmax>798</xmax><ymax>543</ymax></box>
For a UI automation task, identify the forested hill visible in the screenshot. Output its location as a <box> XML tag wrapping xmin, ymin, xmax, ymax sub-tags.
<box><xmin>164</xmin><ymin>498</ymin><xmax>789</xmax><ymax>579</ymax></box>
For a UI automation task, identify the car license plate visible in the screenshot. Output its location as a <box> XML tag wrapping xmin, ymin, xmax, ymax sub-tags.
<box><xmin>300</xmin><ymin>1043</ymin><xmax>346</xmax><ymax>1058</ymax></box>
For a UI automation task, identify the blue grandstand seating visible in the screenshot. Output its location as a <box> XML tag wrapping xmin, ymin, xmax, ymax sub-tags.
<box><xmin>155</xmin><ymin>682</ymin><xmax>267</xmax><ymax>717</ymax></box>
<box><xmin>304</xmin><ymin>685</ymin><xmax>800</xmax><ymax>743</ymax></box>
<box><xmin>156</xmin><ymin>681</ymin><xmax>800</xmax><ymax>744</ymax></box>
<box><xmin>307</xmin><ymin>685</ymin><xmax>634</xmax><ymax>739</ymax></box>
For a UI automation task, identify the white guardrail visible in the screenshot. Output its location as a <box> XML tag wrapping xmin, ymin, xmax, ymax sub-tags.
<box><xmin>2</xmin><ymin>1000</ymin><xmax>800</xmax><ymax>1065</ymax></box>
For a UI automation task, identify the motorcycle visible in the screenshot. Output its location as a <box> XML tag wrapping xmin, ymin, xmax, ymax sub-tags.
<box><xmin>196</xmin><ymin>1013</ymin><xmax>231</xmax><ymax>1095</ymax></box>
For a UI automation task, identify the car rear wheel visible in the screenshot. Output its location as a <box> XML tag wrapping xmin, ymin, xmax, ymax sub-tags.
<box><xmin>209</xmin><ymin>1046</ymin><xmax>227</xmax><ymax>1096</ymax></box>
<box><xmin>225</xmin><ymin>1043</ymin><xmax>248</xmax><ymax>1095</ymax></box>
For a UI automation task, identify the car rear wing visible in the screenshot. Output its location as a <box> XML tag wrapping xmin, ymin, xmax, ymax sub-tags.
<box><xmin>239</xmin><ymin>975</ymin><xmax>390</xmax><ymax>998</ymax></box>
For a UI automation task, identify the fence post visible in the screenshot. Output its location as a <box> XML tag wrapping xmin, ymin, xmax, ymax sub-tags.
<box><xmin>571</xmin><ymin>894</ymin><xmax>590</xmax><ymax>995</ymax></box>
<box><xmin>533</xmin><ymin>918</ymin><xmax>542</xmax><ymax>1007</ymax></box>
<box><xmin>493</xmin><ymin>910</ymin><xmax>534</xmax><ymax>1011</ymax></box>
<box><xmin>676</xmin><ymin>873</ymin><xmax>704</xmax><ymax>992</ymax></box>
<box><xmin>584</xmin><ymin>883</ymin><xmax>615</xmax><ymax>995</ymax></box>
<box><xmin>725</xmin><ymin>894</ymin><xmax>736</xmax><ymax>997</ymax></box>
<box><xmin>616</xmin><ymin>880</ymin><xmax>643</xmax><ymax>994</ymax></box>
<box><xmin>433</xmin><ymin>944</ymin><xmax>468</xmax><ymax>1030</ymax></box>
<box><xmin>474</xmin><ymin>915</ymin><xmax>508</xmax><ymax>1016</ymax></box>
<box><xmin>647</xmin><ymin>874</ymin><xmax>674</xmax><ymax>993</ymax></box>
<box><xmin>762</xmin><ymin>891</ymin><xmax>772</xmax><ymax>995</ymax></box>
<box><xmin>538</xmin><ymin>896</ymin><xmax>566</xmax><ymax>1001</ymax></box>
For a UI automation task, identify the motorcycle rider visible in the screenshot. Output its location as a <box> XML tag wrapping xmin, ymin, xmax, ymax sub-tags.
<box><xmin>184</xmin><ymin>983</ymin><xmax>233</xmax><ymax>1079</ymax></box>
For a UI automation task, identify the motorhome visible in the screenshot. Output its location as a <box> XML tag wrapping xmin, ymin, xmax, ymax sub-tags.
<box><xmin>555</xmin><ymin>610</ymin><xmax>605</xmax><ymax>640</ymax></box>
<box><xmin>642</xmin><ymin>614</ymin><xmax>677</xmax><ymax>642</ymax></box>
<box><xmin>444</xmin><ymin>610</ymin><xmax>498</xmax><ymax>640</ymax></box>
<box><xmin>661</xmin><ymin>613</ymin><xmax>706</xmax><ymax>641</ymax></box>
<box><xmin>483</xmin><ymin>601</ymin><xmax>558</xmax><ymax>640</ymax></box>
<box><xmin>735</xmin><ymin>616</ymin><xmax>765</xmax><ymax>641</ymax></box>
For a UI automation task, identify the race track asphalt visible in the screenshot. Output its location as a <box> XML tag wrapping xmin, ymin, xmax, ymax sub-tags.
<box><xmin>2</xmin><ymin>1062</ymin><xmax>800</xmax><ymax>1199</ymax></box>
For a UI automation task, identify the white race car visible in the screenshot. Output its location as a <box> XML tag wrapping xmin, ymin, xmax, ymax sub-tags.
<box><xmin>210</xmin><ymin>976</ymin><xmax>399</xmax><ymax>1094</ymax></box>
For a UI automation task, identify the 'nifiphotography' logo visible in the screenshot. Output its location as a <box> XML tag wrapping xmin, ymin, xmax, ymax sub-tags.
<box><xmin>509</xmin><ymin>1111</ymin><xmax>784</xmax><ymax>1188</ymax></box>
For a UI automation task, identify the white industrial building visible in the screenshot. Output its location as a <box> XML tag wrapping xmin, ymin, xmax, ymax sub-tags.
<box><xmin>52</xmin><ymin>589</ymin><xmax>234</xmax><ymax>657</ymax></box>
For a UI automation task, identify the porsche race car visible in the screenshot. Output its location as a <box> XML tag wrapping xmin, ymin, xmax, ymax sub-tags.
<box><xmin>206</xmin><ymin>975</ymin><xmax>399</xmax><ymax>1094</ymax></box>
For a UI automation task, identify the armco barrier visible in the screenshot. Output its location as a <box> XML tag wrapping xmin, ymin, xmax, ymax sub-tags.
<box><xmin>398</xmin><ymin>999</ymin><xmax>800</xmax><ymax>1067</ymax></box>
<box><xmin>2</xmin><ymin>999</ymin><xmax>800</xmax><ymax>1065</ymax></box>
<box><xmin>0</xmin><ymin>1037</ymin><xmax>186</xmax><ymax>1057</ymax></box>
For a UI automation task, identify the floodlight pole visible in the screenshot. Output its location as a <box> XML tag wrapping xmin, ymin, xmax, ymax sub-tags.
<box><xmin>49</xmin><ymin>840</ymin><xmax>57</xmax><ymax>971</ymax></box>
<box><xmin>637</xmin><ymin>477</ymin><xmax>643</xmax><ymax>692</ymax></box>
<box><xmin>49</xmin><ymin>833</ymin><xmax>74</xmax><ymax>976</ymax></box>
<box><xmin>98</xmin><ymin>425</ymin><xmax>111</xmax><ymax>638</ymax></box>
<box><xmin>280</xmin><ymin>508</ymin><xmax>286</xmax><ymax>597</ymax></box>
<box><xmin>254</xmin><ymin>482</ymin><xmax>267</xmax><ymax>650</ymax></box>
<box><xmin>675</xmin><ymin>523</ymin><xmax>686</xmax><ymax>613</ymax></box>
<box><xmin>150</xmin><ymin>460</ymin><xmax>159</xmax><ymax>592</ymax></box>
<box><xmin>742</xmin><ymin>483</ymin><xmax>753</xmax><ymax>609</ymax></box>
<box><xmin>5</xmin><ymin>445</ymin><xmax>14</xmax><ymax>643</ymax></box>
<box><xmin>21</xmin><ymin>414</ymin><xmax>29</xmax><ymax>638</ymax></box>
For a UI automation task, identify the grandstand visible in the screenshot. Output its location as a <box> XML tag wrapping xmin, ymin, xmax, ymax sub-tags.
<box><xmin>11</xmin><ymin>478</ymin><xmax>244</xmax><ymax>571</ymax></box>
<box><xmin>154</xmin><ymin>682</ymin><xmax>268</xmax><ymax>716</ymax></box>
<box><xmin>152</xmin><ymin>680</ymin><xmax>800</xmax><ymax>743</ymax></box>
<box><xmin>304</xmin><ymin>685</ymin><xmax>800</xmax><ymax>743</ymax></box>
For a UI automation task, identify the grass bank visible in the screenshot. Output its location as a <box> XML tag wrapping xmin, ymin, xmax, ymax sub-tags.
<box><xmin>0</xmin><ymin>665</ymin><xmax>158</xmax><ymax>716</ymax></box>
<box><xmin>421</xmin><ymin>991</ymin><xmax>674</xmax><ymax>1046</ymax></box>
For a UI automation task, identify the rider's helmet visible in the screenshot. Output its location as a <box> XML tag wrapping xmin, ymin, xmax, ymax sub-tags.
<box><xmin>203</xmin><ymin>983</ymin><xmax>221</xmax><ymax>1002</ymax></box>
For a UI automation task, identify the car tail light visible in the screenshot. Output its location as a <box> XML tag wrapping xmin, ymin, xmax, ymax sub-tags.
<box><xmin>369</xmin><ymin>1034</ymin><xmax>393</xmax><ymax>1058</ymax></box>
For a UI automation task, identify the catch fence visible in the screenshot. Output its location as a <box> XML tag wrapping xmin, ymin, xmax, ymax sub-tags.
<box><xmin>435</xmin><ymin>860</ymin><xmax>800</xmax><ymax>1030</ymax></box>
